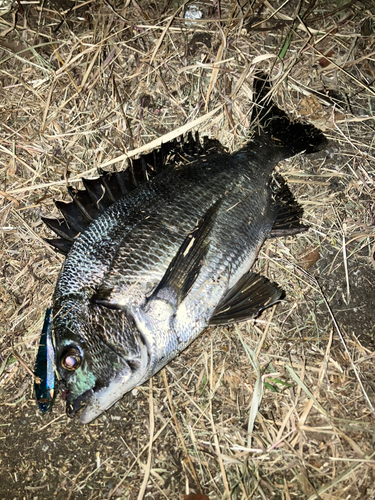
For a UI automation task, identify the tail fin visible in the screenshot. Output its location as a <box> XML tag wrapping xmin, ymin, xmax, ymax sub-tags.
<box><xmin>251</xmin><ymin>73</ymin><xmax>327</xmax><ymax>156</ymax></box>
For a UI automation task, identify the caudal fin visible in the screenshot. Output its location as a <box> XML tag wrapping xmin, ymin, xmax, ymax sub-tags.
<box><xmin>252</xmin><ymin>73</ymin><xmax>327</xmax><ymax>156</ymax></box>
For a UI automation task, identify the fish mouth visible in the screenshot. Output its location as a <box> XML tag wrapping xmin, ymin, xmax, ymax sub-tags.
<box><xmin>66</xmin><ymin>388</ymin><xmax>93</xmax><ymax>417</ymax></box>
<box><xmin>66</xmin><ymin>339</ymin><xmax>149</xmax><ymax>424</ymax></box>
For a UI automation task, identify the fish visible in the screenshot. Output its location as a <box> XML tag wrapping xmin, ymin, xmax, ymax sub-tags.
<box><xmin>41</xmin><ymin>74</ymin><xmax>326</xmax><ymax>423</ymax></box>
<box><xmin>34</xmin><ymin>308</ymin><xmax>55</xmax><ymax>413</ymax></box>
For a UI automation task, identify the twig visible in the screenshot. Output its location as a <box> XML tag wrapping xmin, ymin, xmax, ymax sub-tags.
<box><xmin>108</xmin><ymin>417</ymin><xmax>172</xmax><ymax>499</ymax></box>
<box><xmin>208</xmin><ymin>341</ymin><xmax>230</xmax><ymax>496</ymax></box>
<box><xmin>297</xmin><ymin>267</ymin><xmax>375</xmax><ymax>417</ymax></box>
<box><xmin>162</xmin><ymin>369</ymin><xmax>202</xmax><ymax>492</ymax></box>
<box><xmin>12</xmin><ymin>351</ymin><xmax>38</xmax><ymax>381</ymax></box>
<box><xmin>7</xmin><ymin>105</ymin><xmax>224</xmax><ymax>194</ymax></box>
<box><xmin>137</xmin><ymin>378</ymin><xmax>155</xmax><ymax>500</ymax></box>
<box><xmin>66</xmin><ymin>466</ymin><xmax>88</xmax><ymax>500</ymax></box>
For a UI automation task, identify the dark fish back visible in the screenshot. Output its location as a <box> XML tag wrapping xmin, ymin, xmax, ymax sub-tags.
<box><xmin>43</xmin><ymin>133</ymin><xmax>225</xmax><ymax>255</ymax></box>
<box><xmin>37</xmin><ymin>73</ymin><xmax>329</xmax><ymax>422</ymax></box>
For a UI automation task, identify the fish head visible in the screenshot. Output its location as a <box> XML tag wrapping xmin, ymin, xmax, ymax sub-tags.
<box><xmin>53</xmin><ymin>297</ymin><xmax>149</xmax><ymax>423</ymax></box>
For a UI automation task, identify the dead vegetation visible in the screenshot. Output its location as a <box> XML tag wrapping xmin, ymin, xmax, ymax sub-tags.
<box><xmin>1</xmin><ymin>0</ymin><xmax>375</xmax><ymax>499</ymax></box>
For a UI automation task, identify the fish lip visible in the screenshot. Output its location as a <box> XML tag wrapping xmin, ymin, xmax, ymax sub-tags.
<box><xmin>78</xmin><ymin>367</ymin><xmax>133</xmax><ymax>424</ymax></box>
<box><xmin>66</xmin><ymin>389</ymin><xmax>94</xmax><ymax>417</ymax></box>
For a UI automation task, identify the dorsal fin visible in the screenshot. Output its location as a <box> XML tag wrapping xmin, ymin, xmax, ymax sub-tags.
<box><xmin>43</xmin><ymin>133</ymin><xmax>223</xmax><ymax>255</ymax></box>
<box><xmin>42</xmin><ymin>217</ymin><xmax>78</xmax><ymax>241</ymax></box>
<box><xmin>67</xmin><ymin>186</ymin><xmax>101</xmax><ymax>220</ymax></box>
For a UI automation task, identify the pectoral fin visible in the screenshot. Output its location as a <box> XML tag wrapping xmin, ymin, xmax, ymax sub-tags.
<box><xmin>209</xmin><ymin>272</ymin><xmax>283</xmax><ymax>325</ymax></box>
<box><xmin>151</xmin><ymin>200</ymin><xmax>222</xmax><ymax>307</ymax></box>
<box><xmin>91</xmin><ymin>287</ymin><xmax>119</xmax><ymax>309</ymax></box>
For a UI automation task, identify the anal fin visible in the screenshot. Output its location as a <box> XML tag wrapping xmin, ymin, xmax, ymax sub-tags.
<box><xmin>209</xmin><ymin>271</ymin><xmax>283</xmax><ymax>326</ymax></box>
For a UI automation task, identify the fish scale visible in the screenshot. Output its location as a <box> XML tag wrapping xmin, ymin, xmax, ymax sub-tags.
<box><xmin>53</xmin><ymin>142</ymin><xmax>290</xmax><ymax>422</ymax></box>
<box><xmin>36</xmin><ymin>74</ymin><xmax>327</xmax><ymax>422</ymax></box>
<box><xmin>139</xmin><ymin>174</ymin><xmax>275</xmax><ymax>373</ymax></box>
<box><xmin>56</xmin><ymin>148</ymin><xmax>272</xmax><ymax>305</ymax></box>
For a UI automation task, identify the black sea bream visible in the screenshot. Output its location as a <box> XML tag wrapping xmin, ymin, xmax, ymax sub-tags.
<box><xmin>43</xmin><ymin>75</ymin><xmax>326</xmax><ymax>423</ymax></box>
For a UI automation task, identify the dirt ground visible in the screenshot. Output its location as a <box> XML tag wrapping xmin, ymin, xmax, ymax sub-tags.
<box><xmin>1</xmin><ymin>1</ymin><xmax>375</xmax><ymax>499</ymax></box>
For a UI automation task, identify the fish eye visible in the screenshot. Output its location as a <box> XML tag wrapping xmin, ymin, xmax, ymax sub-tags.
<box><xmin>61</xmin><ymin>347</ymin><xmax>82</xmax><ymax>371</ymax></box>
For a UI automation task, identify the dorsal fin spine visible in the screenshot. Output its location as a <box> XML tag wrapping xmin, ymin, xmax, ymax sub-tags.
<box><xmin>42</xmin><ymin>133</ymin><xmax>210</xmax><ymax>255</ymax></box>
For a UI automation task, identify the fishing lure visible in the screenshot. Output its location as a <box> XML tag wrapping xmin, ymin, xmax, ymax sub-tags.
<box><xmin>34</xmin><ymin>308</ymin><xmax>56</xmax><ymax>413</ymax></box>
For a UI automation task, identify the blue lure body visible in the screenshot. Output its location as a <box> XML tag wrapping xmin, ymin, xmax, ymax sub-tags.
<box><xmin>34</xmin><ymin>308</ymin><xmax>55</xmax><ymax>413</ymax></box>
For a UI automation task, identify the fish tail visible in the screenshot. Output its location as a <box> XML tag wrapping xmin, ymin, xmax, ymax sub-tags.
<box><xmin>251</xmin><ymin>73</ymin><xmax>327</xmax><ymax>157</ymax></box>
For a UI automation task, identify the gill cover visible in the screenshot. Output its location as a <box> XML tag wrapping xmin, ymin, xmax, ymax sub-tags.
<box><xmin>53</xmin><ymin>300</ymin><xmax>149</xmax><ymax>423</ymax></box>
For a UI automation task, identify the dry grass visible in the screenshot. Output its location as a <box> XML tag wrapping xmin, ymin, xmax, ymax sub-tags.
<box><xmin>1</xmin><ymin>0</ymin><xmax>375</xmax><ymax>498</ymax></box>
